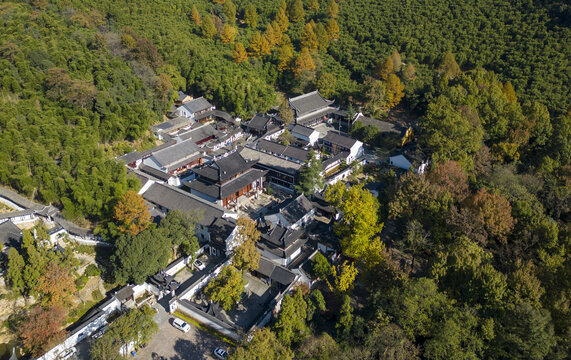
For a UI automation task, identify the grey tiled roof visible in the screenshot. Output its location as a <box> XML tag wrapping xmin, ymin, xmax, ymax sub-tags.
<box><xmin>189</xmin><ymin>169</ymin><xmax>267</xmax><ymax>200</ymax></box>
<box><xmin>291</xmin><ymin>125</ymin><xmax>316</xmax><ymax>137</ymax></box>
<box><xmin>209</xmin><ymin>217</ymin><xmax>236</xmax><ymax>248</ymax></box>
<box><xmin>257</xmin><ymin>256</ymin><xmax>297</xmax><ymax>285</ymax></box>
<box><xmin>182</xmin><ymin>96</ymin><xmax>213</xmax><ymax>114</ymax></box>
<box><xmin>151</xmin><ymin>139</ymin><xmax>200</xmax><ymax>169</ymax></box>
<box><xmin>151</xmin><ymin>116</ymin><xmax>194</xmax><ymax>134</ymax></box>
<box><xmin>289</xmin><ymin>91</ymin><xmax>332</xmax><ymax>117</ymax></box>
<box><xmin>321</xmin><ymin>131</ymin><xmax>358</xmax><ymax>149</ymax></box>
<box><xmin>0</xmin><ymin>221</ymin><xmax>22</xmax><ymax>250</ymax></box>
<box><xmin>322</xmin><ymin>151</ymin><xmax>349</xmax><ymax>170</ymax></box>
<box><xmin>178</xmin><ymin>124</ymin><xmax>220</xmax><ymax>143</ymax></box>
<box><xmin>353</xmin><ymin>114</ymin><xmax>403</xmax><ymax>134</ymax></box>
<box><xmin>257</xmin><ymin>140</ymin><xmax>309</xmax><ymax>162</ymax></box>
<box><xmin>279</xmin><ymin>194</ymin><xmax>314</xmax><ymax>225</ymax></box>
<box><xmin>139</xmin><ymin>164</ymin><xmax>171</xmax><ymax>181</ymax></box>
<box><xmin>282</xmin><ymin>147</ymin><xmax>309</xmax><ymax>162</ymax></box>
<box><xmin>141</xmin><ymin>183</ymin><xmax>228</xmax><ymax>226</ymax></box>
<box><xmin>239</xmin><ymin>147</ymin><xmax>301</xmax><ymax>175</ymax></box>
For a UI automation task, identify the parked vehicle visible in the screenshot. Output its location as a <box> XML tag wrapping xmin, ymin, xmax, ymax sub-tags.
<box><xmin>213</xmin><ymin>347</ymin><xmax>228</xmax><ymax>359</ymax></box>
<box><xmin>172</xmin><ymin>318</ymin><xmax>191</xmax><ymax>333</ymax></box>
<box><xmin>58</xmin><ymin>347</ymin><xmax>77</xmax><ymax>360</ymax></box>
<box><xmin>193</xmin><ymin>259</ymin><xmax>206</xmax><ymax>271</ymax></box>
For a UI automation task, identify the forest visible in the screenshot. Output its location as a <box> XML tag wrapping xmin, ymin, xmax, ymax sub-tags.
<box><xmin>0</xmin><ymin>0</ymin><xmax>569</xmax><ymax>359</ymax></box>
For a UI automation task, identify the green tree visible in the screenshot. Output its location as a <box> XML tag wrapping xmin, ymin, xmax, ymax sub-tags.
<box><xmin>158</xmin><ymin>210</ymin><xmax>199</xmax><ymax>257</ymax></box>
<box><xmin>363</xmin><ymin>76</ymin><xmax>387</xmax><ymax>117</ymax></box>
<box><xmin>7</xmin><ymin>248</ymin><xmax>25</xmax><ymax>296</ymax></box>
<box><xmin>223</xmin><ymin>0</ymin><xmax>236</xmax><ymax>24</ymax></box>
<box><xmin>275</xmin><ymin>288</ymin><xmax>308</xmax><ymax>344</ymax></box>
<box><xmin>107</xmin><ymin>306</ymin><xmax>158</xmax><ymax>355</ymax></box>
<box><xmin>90</xmin><ymin>333</ymin><xmax>121</xmax><ymax>360</ymax></box>
<box><xmin>402</xmin><ymin>63</ymin><xmax>417</xmax><ymax>81</ymax></box>
<box><xmin>333</xmin><ymin>261</ymin><xmax>358</xmax><ymax>293</ymax></box>
<box><xmin>326</xmin><ymin>0</ymin><xmax>339</xmax><ymax>18</ymax></box>
<box><xmin>314</xmin><ymin>23</ymin><xmax>330</xmax><ymax>50</ymax></box>
<box><xmin>244</xmin><ymin>3</ymin><xmax>258</xmax><ymax>28</ymax></box>
<box><xmin>325</xmin><ymin>182</ymin><xmax>382</xmax><ymax>260</ymax></box>
<box><xmin>438</xmin><ymin>51</ymin><xmax>461</xmax><ymax>79</ymax></box>
<box><xmin>336</xmin><ymin>295</ymin><xmax>354</xmax><ymax>335</ymax></box>
<box><xmin>306</xmin><ymin>0</ymin><xmax>319</xmax><ymax>12</ymax></box>
<box><xmin>201</xmin><ymin>15</ymin><xmax>217</xmax><ymax>39</ymax></box>
<box><xmin>231</xmin><ymin>328</ymin><xmax>294</xmax><ymax>360</ymax></box>
<box><xmin>316</xmin><ymin>72</ymin><xmax>336</xmax><ymax>98</ymax></box>
<box><xmin>279</xmin><ymin>96</ymin><xmax>294</xmax><ymax>123</ymax></box>
<box><xmin>312</xmin><ymin>252</ymin><xmax>333</xmax><ymax>279</ymax></box>
<box><xmin>113</xmin><ymin>190</ymin><xmax>151</xmax><ymax>236</ymax></box>
<box><xmin>288</xmin><ymin>0</ymin><xmax>305</xmax><ymax>22</ymax></box>
<box><xmin>421</xmin><ymin>96</ymin><xmax>484</xmax><ymax>169</ymax></box>
<box><xmin>205</xmin><ymin>265</ymin><xmax>245</xmax><ymax>310</ymax></box>
<box><xmin>296</xmin><ymin>149</ymin><xmax>324</xmax><ymax>195</ymax></box>
<box><xmin>112</xmin><ymin>229</ymin><xmax>172</xmax><ymax>284</ymax></box>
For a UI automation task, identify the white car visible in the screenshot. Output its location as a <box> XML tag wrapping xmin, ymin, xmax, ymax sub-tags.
<box><xmin>172</xmin><ymin>318</ymin><xmax>191</xmax><ymax>333</ymax></box>
<box><xmin>213</xmin><ymin>347</ymin><xmax>228</xmax><ymax>360</ymax></box>
<box><xmin>193</xmin><ymin>259</ymin><xmax>206</xmax><ymax>271</ymax></box>
<box><xmin>58</xmin><ymin>347</ymin><xmax>77</xmax><ymax>360</ymax></box>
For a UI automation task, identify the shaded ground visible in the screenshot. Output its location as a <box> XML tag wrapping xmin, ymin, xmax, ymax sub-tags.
<box><xmin>136</xmin><ymin>315</ymin><xmax>229</xmax><ymax>360</ymax></box>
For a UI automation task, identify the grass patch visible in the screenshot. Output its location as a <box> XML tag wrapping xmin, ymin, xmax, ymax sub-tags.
<box><xmin>173</xmin><ymin>311</ymin><xmax>238</xmax><ymax>347</ymax></box>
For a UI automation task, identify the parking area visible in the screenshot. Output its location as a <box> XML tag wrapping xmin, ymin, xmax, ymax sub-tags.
<box><xmin>136</xmin><ymin>315</ymin><xmax>230</xmax><ymax>360</ymax></box>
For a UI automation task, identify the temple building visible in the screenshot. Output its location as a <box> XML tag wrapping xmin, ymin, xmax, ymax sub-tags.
<box><xmin>187</xmin><ymin>152</ymin><xmax>267</xmax><ymax>208</ymax></box>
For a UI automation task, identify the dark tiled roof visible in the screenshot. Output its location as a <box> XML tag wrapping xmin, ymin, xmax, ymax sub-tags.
<box><xmin>152</xmin><ymin>116</ymin><xmax>194</xmax><ymax>134</ymax></box>
<box><xmin>279</xmin><ymin>194</ymin><xmax>314</xmax><ymax>225</ymax></box>
<box><xmin>245</xmin><ymin>114</ymin><xmax>272</xmax><ymax>131</ymax></box>
<box><xmin>178</xmin><ymin>124</ymin><xmax>220</xmax><ymax>143</ymax></box>
<box><xmin>193</xmin><ymin>152</ymin><xmax>255</xmax><ymax>183</ymax></box>
<box><xmin>296</xmin><ymin>107</ymin><xmax>335</xmax><ymax>126</ymax></box>
<box><xmin>239</xmin><ymin>147</ymin><xmax>301</xmax><ymax>175</ymax></box>
<box><xmin>289</xmin><ymin>91</ymin><xmax>332</xmax><ymax>117</ymax></box>
<box><xmin>322</xmin><ymin>131</ymin><xmax>358</xmax><ymax>149</ymax></box>
<box><xmin>322</xmin><ymin>151</ymin><xmax>349</xmax><ymax>170</ymax></box>
<box><xmin>142</xmin><ymin>183</ymin><xmax>227</xmax><ymax>226</ymax></box>
<box><xmin>209</xmin><ymin>217</ymin><xmax>236</xmax><ymax>248</ymax></box>
<box><xmin>151</xmin><ymin>139</ymin><xmax>200</xmax><ymax>169</ymax></box>
<box><xmin>0</xmin><ymin>221</ymin><xmax>22</xmax><ymax>250</ymax></box>
<box><xmin>182</xmin><ymin>96</ymin><xmax>213</xmax><ymax>114</ymax></box>
<box><xmin>115</xmin><ymin>286</ymin><xmax>134</xmax><ymax>302</ymax></box>
<box><xmin>117</xmin><ymin>151</ymin><xmax>142</xmax><ymax>165</ymax></box>
<box><xmin>259</xmin><ymin>225</ymin><xmax>305</xmax><ymax>258</ymax></box>
<box><xmin>291</xmin><ymin>125</ymin><xmax>316</xmax><ymax>137</ymax></box>
<box><xmin>0</xmin><ymin>209</ymin><xmax>34</xmax><ymax>220</ymax></box>
<box><xmin>190</xmin><ymin>169</ymin><xmax>267</xmax><ymax>200</ymax></box>
<box><xmin>258</xmin><ymin>139</ymin><xmax>286</xmax><ymax>155</ymax></box>
<box><xmin>177</xmin><ymin>91</ymin><xmax>188</xmax><ymax>102</ymax></box>
<box><xmin>257</xmin><ymin>256</ymin><xmax>297</xmax><ymax>285</ymax></box>
<box><xmin>282</xmin><ymin>147</ymin><xmax>309</xmax><ymax>162</ymax></box>
<box><xmin>139</xmin><ymin>164</ymin><xmax>171</xmax><ymax>181</ymax></box>
<box><xmin>353</xmin><ymin>114</ymin><xmax>403</xmax><ymax>134</ymax></box>
<box><xmin>257</xmin><ymin>140</ymin><xmax>309</xmax><ymax>162</ymax></box>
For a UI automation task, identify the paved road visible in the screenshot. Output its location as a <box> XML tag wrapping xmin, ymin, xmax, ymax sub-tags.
<box><xmin>136</xmin><ymin>315</ymin><xmax>229</xmax><ymax>360</ymax></box>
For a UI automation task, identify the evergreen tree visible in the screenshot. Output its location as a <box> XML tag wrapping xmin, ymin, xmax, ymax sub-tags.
<box><xmin>296</xmin><ymin>149</ymin><xmax>323</xmax><ymax>195</ymax></box>
<box><xmin>300</xmin><ymin>23</ymin><xmax>318</xmax><ymax>50</ymax></box>
<box><xmin>244</xmin><ymin>3</ymin><xmax>258</xmax><ymax>28</ymax></box>
<box><xmin>438</xmin><ymin>51</ymin><xmax>461</xmax><ymax>79</ymax></box>
<box><xmin>220</xmin><ymin>24</ymin><xmax>236</xmax><ymax>44</ymax></box>
<box><xmin>385</xmin><ymin>73</ymin><xmax>405</xmax><ymax>108</ymax></box>
<box><xmin>326</xmin><ymin>0</ymin><xmax>339</xmax><ymax>18</ymax></box>
<box><xmin>263</xmin><ymin>24</ymin><xmax>278</xmax><ymax>48</ymax></box>
<box><xmin>190</xmin><ymin>5</ymin><xmax>201</xmax><ymax>25</ymax></box>
<box><xmin>325</xmin><ymin>18</ymin><xmax>340</xmax><ymax>40</ymax></box>
<box><xmin>232</xmin><ymin>42</ymin><xmax>248</xmax><ymax>63</ymax></box>
<box><xmin>502</xmin><ymin>81</ymin><xmax>517</xmax><ymax>103</ymax></box>
<box><xmin>363</xmin><ymin>76</ymin><xmax>387</xmax><ymax>117</ymax></box>
<box><xmin>336</xmin><ymin>295</ymin><xmax>354</xmax><ymax>335</ymax></box>
<box><xmin>403</xmin><ymin>63</ymin><xmax>417</xmax><ymax>81</ymax></box>
<box><xmin>278</xmin><ymin>43</ymin><xmax>294</xmax><ymax>72</ymax></box>
<box><xmin>201</xmin><ymin>15</ymin><xmax>217</xmax><ymax>39</ymax></box>
<box><xmin>317</xmin><ymin>72</ymin><xmax>336</xmax><ymax>98</ymax></box>
<box><xmin>7</xmin><ymin>248</ymin><xmax>26</xmax><ymax>296</ymax></box>
<box><xmin>275</xmin><ymin>3</ymin><xmax>290</xmax><ymax>31</ymax></box>
<box><xmin>279</xmin><ymin>97</ymin><xmax>294</xmax><ymax>123</ymax></box>
<box><xmin>288</xmin><ymin>0</ymin><xmax>305</xmax><ymax>23</ymax></box>
<box><xmin>222</xmin><ymin>0</ymin><xmax>236</xmax><ymax>24</ymax></box>
<box><xmin>390</xmin><ymin>49</ymin><xmax>402</xmax><ymax>72</ymax></box>
<box><xmin>294</xmin><ymin>47</ymin><xmax>316</xmax><ymax>76</ymax></box>
<box><xmin>275</xmin><ymin>288</ymin><xmax>308</xmax><ymax>344</ymax></box>
<box><xmin>315</xmin><ymin>23</ymin><xmax>330</xmax><ymax>50</ymax></box>
<box><xmin>306</xmin><ymin>0</ymin><xmax>319</xmax><ymax>12</ymax></box>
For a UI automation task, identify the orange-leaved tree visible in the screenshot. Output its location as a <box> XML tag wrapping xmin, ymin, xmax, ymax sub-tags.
<box><xmin>113</xmin><ymin>190</ymin><xmax>151</xmax><ymax>235</ymax></box>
